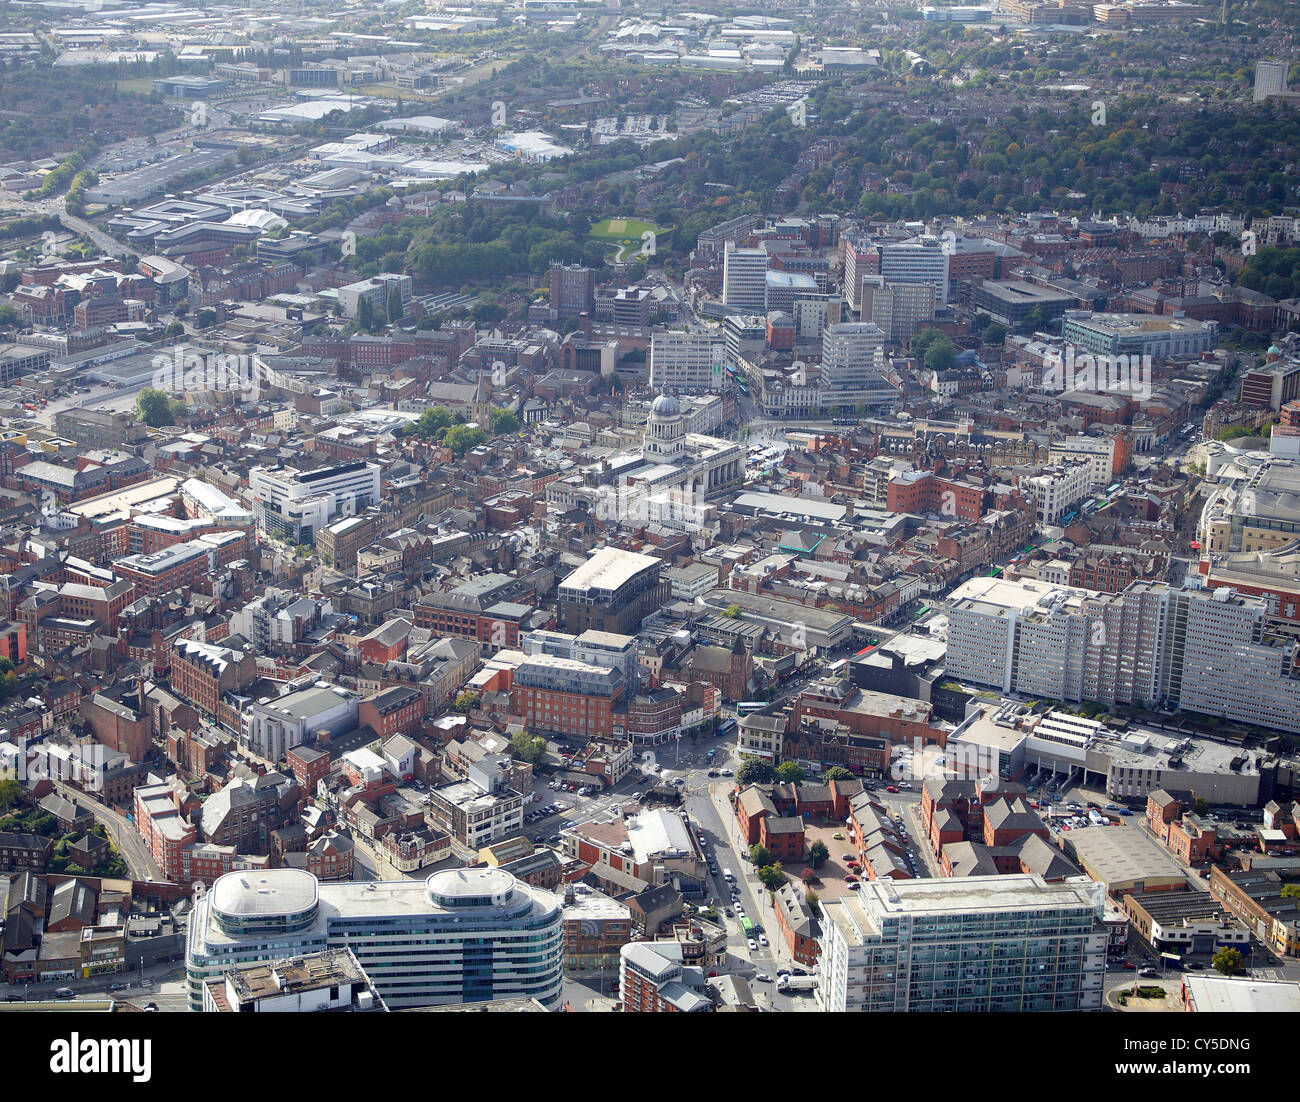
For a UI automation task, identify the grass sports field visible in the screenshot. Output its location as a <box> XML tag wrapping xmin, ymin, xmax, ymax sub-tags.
<box><xmin>588</xmin><ymin>217</ymin><xmax>671</xmax><ymax>261</ymax></box>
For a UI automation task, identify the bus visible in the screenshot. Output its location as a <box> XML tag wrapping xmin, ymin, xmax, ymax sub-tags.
<box><xmin>740</xmin><ymin>917</ymin><xmax>755</xmax><ymax>937</ymax></box>
<box><xmin>737</xmin><ymin>701</ymin><xmax>768</xmax><ymax>716</ymax></box>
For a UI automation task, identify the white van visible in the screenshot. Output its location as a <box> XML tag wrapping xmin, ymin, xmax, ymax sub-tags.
<box><xmin>723</xmin><ymin>868</ymin><xmax>735</xmax><ymax>882</ymax></box>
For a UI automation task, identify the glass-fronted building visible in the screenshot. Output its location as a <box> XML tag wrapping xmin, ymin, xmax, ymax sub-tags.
<box><xmin>186</xmin><ymin>867</ymin><xmax>563</xmax><ymax>1011</ymax></box>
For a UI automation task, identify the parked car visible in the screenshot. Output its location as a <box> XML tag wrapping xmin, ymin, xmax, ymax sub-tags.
<box><xmin>754</xmin><ymin>973</ymin><xmax>770</xmax><ymax>983</ymax></box>
<box><xmin>1122</xmin><ymin>961</ymin><xmax>1137</xmax><ymax>971</ymax></box>
<box><xmin>747</xmin><ymin>938</ymin><xmax>757</xmax><ymax>951</ymax></box>
<box><xmin>54</xmin><ymin>988</ymin><xmax>75</xmax><ymax>999</ymax></box>
<box><xmin>1139</xmin><ymin>967</ymin><xmax>1158</xmax><ymax>978</ymax></box>
<box><xmin>758</xmin><ymin>934</ymin><xmax>769</xmax><ymax>947</ymax></box>
<box><xmin>885</xmin><ymin>785</ymin><xmax>899</xmax><ymax>793</ymax></box>
<box><xmin>844</xmin><ymin>873</ymin><xmax>859</xmax><ymax>882</ymax></box>
<box><xmin>847</xmin><ymin>881</ymin><xmax>861</xmax><ymax>890</ymax></box>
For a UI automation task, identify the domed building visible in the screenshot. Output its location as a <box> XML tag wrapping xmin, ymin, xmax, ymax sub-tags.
<box><xmin>546</xmin><ymin>390</ymin><xmax>743</xmax><ymax>533</ymax></box>
<box><xmin>644</xmin><ymin>392</ymin><xmax>686</xmax><ymax>460</ymax></box>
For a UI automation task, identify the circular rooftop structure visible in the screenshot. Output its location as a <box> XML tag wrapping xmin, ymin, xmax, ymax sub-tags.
<box><xmin>209</xmin><ymin>869</ymin><xmax>319</xmax><ymax>935</ymax></box>
<box><xmin>650</xmin><ymin>393</ymin><xmax>680</xmax><ymax>418</ymax></box>
<box><xmin>426</xmin><ymin>867</ymin><xmax>519</xmax><ymax>909</ymax></box>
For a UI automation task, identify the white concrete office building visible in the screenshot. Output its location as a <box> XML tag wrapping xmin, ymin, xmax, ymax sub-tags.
<box><xmin>249</xmin><ymin>461</ymin><xmax>381</xmax><ymax>542</ymax></box>
<box><xmin>649</xmin><ymin>330</ymin><xmax>727</xmax><ymax>393</ymax></box>
<box><xmin>821</xmin><ymin>321</ymin><xmax>887</xmax><ymax>393</ymax></box>
<box><xmin>879</xmin><ymin>236</ymin><xmax>950</xmax><ymax>303</ymax></box>
<box><xmin>722</xmin><ymin>243</ymin><xmax>769</xmax><ymax>311</ymax></box>
<box><xmin>944</xmin><ymin>576</ymin><xmax>1300</xmax><ymax>734</ymax></box>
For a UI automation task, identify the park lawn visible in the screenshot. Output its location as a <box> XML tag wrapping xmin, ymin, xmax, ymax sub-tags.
<box><xmin>588</xmin><ymin>217</ymin><xmax>666</xmax><ymax>244</ymax></box>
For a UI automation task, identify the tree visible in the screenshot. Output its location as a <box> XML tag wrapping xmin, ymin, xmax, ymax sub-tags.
<box><xmin>805</xmin><ymin>890</ymin><xmax>820</xmax><ymax>910</ymax></box>
<box><xmin>1212</xmin><ymin>947</ymin><xmax>1245</xmax><ymax>976</ymax></box>
<box><xmin>489</xmin><ymin>408</ymin><xmax>520</xmax><ymax>435</ymax></box>
<box><xmin>442</xmin><ymin>424</ymin><xmax>486</xmax><ymax>456</ymax></box>
<box><xmin>1279</xmin><ymin>884</ymin><xmax>1300</xmax><ymax>901</ymax></box>
<box><xmin>822</xmin><ymin>766</ymin><xmax>854</xmax><ymax>782</ymax></box>
<box><xmin>1193</xmin><ymin>798</ymin><xmax>1210</xmax><ymax>816</ymax></box>
<box><xmin>450</xmin><ymin>690</ymin><xmax>479</xmax><ymax>713</ymax></box>
<box><xmin>775</xmin><ymin>761</ymin><xmax>805</xmax><ymax>784</ymax></box>
<box><xmin>736</xmin><ymin>759</ymin><xmax>776</xmax><ymax>787</ymax></box>
<box><xmin>923</xmin><ymin>334</ymin><xmax>957</xmax><ymax>373</ymax></box>
<box><xmin>195</xmin><ymin>308</ymin><xmax>218</xmax><ymax>329</ymax></box>
<box><xmin>808</xmin><ymin>840</ymin><xmax>830</xmax><ymax>869</ymax></box>
<box><xmin>756</xmin><ymin>863</ymin><xmax>785</xmax><ymax>890</ymax></box>
<box><xmin>137</xmin><ymin>387</ymin><xmax>176</xmax><ymax>427</ymax></box>
<box><xmin>748</xmin><ymin>843</ymin><xmax>771</xmax><ymax>866</ymax></box>
<box><xmin>509</xmin><ymin>730</ymin><xmax>547</xmax><ymax>765</ymax></box>
<box><xmin>722</xmin><ymin>604</ymin><xmax>742</xmax><ymax>618</ymax></box>
<box><xmin>0</xmin><ymin>777</ymin><xmax>20</xmax><ymax>813</ymax></box>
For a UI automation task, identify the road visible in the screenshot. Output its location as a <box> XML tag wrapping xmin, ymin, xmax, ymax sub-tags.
<box><xmin>61</xmin><ymin>207</ymin><xmax>139</xmax><ymax>258</ymax></box>
<box><xmin>53</xmin><ymin>778</ymin><xmax>160</xmax><ymax>880</ymax></box>
<box><xmin>0</xmin><ymin>958</ymin><xmax>186</xmax><ymax>1011</ymax></box>
<box><xmin>686</xmin><ymin>779</ymin><xmax>803</xmax><ymax>1012</ymax></box>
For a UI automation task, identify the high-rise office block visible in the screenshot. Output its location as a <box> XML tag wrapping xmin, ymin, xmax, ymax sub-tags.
<box><xmin>817</xmin><ymin>875</ymin><xmax>1107</xmax><ymax>1012</ymax></box>
<box><xmin>548</xmin><ymin>262</ymin><xmax>595</xmax><ymax>318</ymax></box>
<box><xmin>1254</xmin><ymin>59</ymin><xmax>1289</xmax><ymax>102</ymax></box>
<box><xmin>944</xmin><ymin>576</ymin><xmax>1300</xmax><ymax>734</ymax></box>
<box><xmin>860</xmin><ymin>276</ymin><xmax>936</xmax><ymax>341</ymax></box>
<box><xmin>186</xmin><ymin>867</ymin><xmax>564</xmax><ymax>1011</ymax></box>
<box><xmin>722</xmin><ymin>243</ymin><xmax>769</xmax><ymax>311</ymax></box>
<box><xmin>879</xmin><ymin>236</ymin><xmax>951</xmax><ymax>303</ymax></box>
<box><xmin>649</xmin><ymin>330</ymin><xmax>726</xmax><ymax>393</ymax></box>
<box><xmin>820</xmin><ymin>322</ymin><xmax>887</xmax><ymax>394</ymax></box>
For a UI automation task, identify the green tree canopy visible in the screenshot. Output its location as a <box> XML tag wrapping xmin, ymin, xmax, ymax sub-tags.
<box><xmin>450</xmin><ymin>690</ymin><xmax>479</xmax><ymax>713</ymax></box>
<box><xmin>0</xmin><ymin>777</ymin><xmax>20</xmax><ymax>812</ymax></box>
<box><xmin>822</xmin><ymin>766</ymin><xmax>854</xmax><ymax>782</ymax></box>
<box><xmin>1212</xmin><ymin>947</ymin><xmax>1245</xmax><ymax>976</ymax></box>
<box><xmin>136</xmin><ymin>387</ymin><xmax>176</xmax><ymax>428</ymax></box>
<box><xmin>489</xmin><ymin>407</ymin><xmax>520</xmax><ymax>435</ymax></box>
<box><xmin>509</xmin><ymin>730</ymin><xmax>547</xmax><ymax>765</ymax></box>
<box><xmin>443</xmin><ymin>424</ymin><xmax>486</xmax><ymax>456</ymax></box>
<box><xmin>736</xmin><ymin>759</ymin><xmax>776</xmax><ymax>787</ymax></box>
<box><xmin>756</xmin><ymin>862</ymin><xmax>786</xmax><ymax>890</ymax></box>
<box><xmin>775</xmin><ymin>761</ymin><xmax>805</xmax><ymax>784</ymax></box>
<box><xmin>808</xmin><ymin>840</ymin><xmax>830</xmax><ymax>869</ymax></box>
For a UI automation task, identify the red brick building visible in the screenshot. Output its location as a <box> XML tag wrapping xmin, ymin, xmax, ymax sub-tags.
<box><xmin>358</xmin><ymin>685</ymin><xmax>423</xmax><ymax>740</ymax></box>
<box><xmin>169</xmin><ymin>639</ymin><xmax>257</xmax><ymax>723</ymax></box>
<box><xmin>886</xmin><ymin>471</ymin><xmax>985</xmax><ymax>521</ymax></box>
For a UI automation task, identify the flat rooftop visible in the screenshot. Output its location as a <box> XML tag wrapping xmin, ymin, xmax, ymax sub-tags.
<box><xmin>1183</xmin><ymin>975</ymin><xmax>1300</xmax><ymax>1013</ymax></box>
<box><xmin>560</xmin><ymin>547</ymin><xmax>661</xmax><ymax>593</ymax></box>
<box><xmin>1060</xmin><ymin>824</ymin><xmax>1189</xmax><ymax>889</ymax></box>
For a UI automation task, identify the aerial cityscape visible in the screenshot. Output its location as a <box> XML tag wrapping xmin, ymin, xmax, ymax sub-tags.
<box><xmin>0</xmin><ymin>0</ymin><xmax>1298</xmax><ymax>1037</ymax></box>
